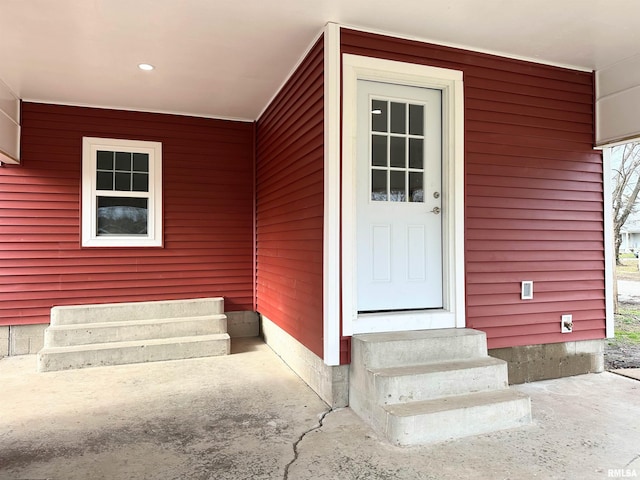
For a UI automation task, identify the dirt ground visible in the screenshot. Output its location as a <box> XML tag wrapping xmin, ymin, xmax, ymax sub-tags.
<box><xmin>605</xmin><ymin>300</ymin><xmax>640</xmax><ymax>369</ymax></box>
<box><xmin>605</xmin><ymin>256</ymin><xmax>640</xmax><ymax>369</ymax></box>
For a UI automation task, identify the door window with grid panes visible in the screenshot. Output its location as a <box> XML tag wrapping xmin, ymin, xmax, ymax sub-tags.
<box><xmin>370</xmin><ymin>99</ymin><xmax>426</xmax><ymax>203</ymax></box>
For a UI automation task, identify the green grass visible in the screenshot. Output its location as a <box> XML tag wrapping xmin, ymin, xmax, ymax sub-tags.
<box><xmin>615</xmin><ymin>331</ymin><xmax>640</xmax><ymax>342</ymax></box>
<box><xmin>617</xmin><ymin>257</ymin><xmax>640</xmax><ymax>280</ymax></box>
<box><xmin>614</xmin><ymin>305</ymin><xmax>640</xmax><ymax>344</ymax></box>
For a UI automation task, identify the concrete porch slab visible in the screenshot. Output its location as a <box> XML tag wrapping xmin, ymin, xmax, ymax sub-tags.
<box><xmin>612</xmin><ymin>368</ymin><xmax>640</xmax><ymax>381</ymax></box>
<box><xmin>1</xmin><ymin>337</ymin><xmax>639</xmax><ymax>480</ymax></box>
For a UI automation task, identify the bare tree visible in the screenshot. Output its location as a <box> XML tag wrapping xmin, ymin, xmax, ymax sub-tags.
<box><xmin>612</xmin><ymin>142</ymin><xmax>640</xmax><ymax>264</ymax></box>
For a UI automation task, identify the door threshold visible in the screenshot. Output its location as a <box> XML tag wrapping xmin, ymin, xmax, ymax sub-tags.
<box><xmin>358</xmin><ymin>307</ymin><xmax>444</xmax><ymax>315</ymax></box>
<box><xmin>350</xmin><ymin>309</ymin><xmax>456</xmax><ymax>335</ymax></box>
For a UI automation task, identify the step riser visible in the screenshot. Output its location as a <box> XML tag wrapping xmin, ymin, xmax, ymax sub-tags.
<box><xmin>353</xmin><ymin>334</ymin><xmax>487</xmax><ymax>369</ymax></box>
<box><xmin>374</xmin><ymin>363</ymin><xmax>508</xmax><ymax>404</ymax></box>
<box><xmin>386</xmin><ymin>396</ymin><xmax>532</xmax><ymax>446</ymax></box>
<box><xmin>38</xmin><ymin>336</ymin><xmax>230</xmax><ymax>372</ymax></box>
<box><xmin>51</xmin><ymin>298</ymin><xmax>224</xmax><ymax>325</ymax></box>
<box><xmin>44</xmin><ymin>317</ymin><xmax>227</xmax><ymax>347</ymax></box>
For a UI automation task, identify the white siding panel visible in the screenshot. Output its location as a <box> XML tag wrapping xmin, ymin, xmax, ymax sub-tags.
<box><xmin>0</xmin><ymin>110</ymin><xmax>20</xmax><ymax>163</ymax></box>
<box><xmin>0</xmin><ymin>80</ymin><xmax>19</xmax><ymax>123</ymax></box>
<box><xmin>0</xmin><ymin>79</ymin><xmax>20</xmax><ymax>163</ymax></box>
<box><xmin>596</xmin><ymin>57</ymin><xmax>640</xmax><ymax>145</ymax></box>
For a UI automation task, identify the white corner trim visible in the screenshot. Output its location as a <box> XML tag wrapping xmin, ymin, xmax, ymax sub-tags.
<box><xmin>602</xmin><ymin>147</ymin><xmax>615</xmax><ymax>338</ymax></box>
<box><xmin>323</xmin><ymin>22</ymin><xmax>341</xmax><ymax>366</ymax></box>
<box><xmin>341</xmin><ymin>54</ymin><xmax>466</xmax><ymax>336</ymax></box>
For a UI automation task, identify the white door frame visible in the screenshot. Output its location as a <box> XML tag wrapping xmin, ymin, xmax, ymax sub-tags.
<box><xmin>342</xmin><ymin>54</ymin><xmax>466</xmax><ymax>336</ymax></box>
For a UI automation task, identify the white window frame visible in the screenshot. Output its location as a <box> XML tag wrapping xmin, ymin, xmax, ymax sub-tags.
<box><xmin>82</xmin><ymin>137</ymin><xmax>163</xmax><ymax>247</ymax></box>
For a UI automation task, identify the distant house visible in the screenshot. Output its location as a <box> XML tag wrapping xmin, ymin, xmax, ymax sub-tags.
<box><xmin>621</xmin><ymin>214</ymin><xmax>640</xmax><ymax>253</ymax></box>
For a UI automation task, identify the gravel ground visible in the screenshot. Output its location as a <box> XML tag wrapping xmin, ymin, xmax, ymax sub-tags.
<box><xmin>605</xmin><ymin>337</ymin><xmax>640</xmax><ymax>369</ymax></box>
<box><xmin>605</xmin><ymin>263</ymin><xmax>640</xmax><ymax>369</ymax></box>
<box><xmin>605</xmin><ymin>292</ymin><xmax>640</xmax><ymax>369</ymax></box>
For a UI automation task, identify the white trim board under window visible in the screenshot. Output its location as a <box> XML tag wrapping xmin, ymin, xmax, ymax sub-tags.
<box><xmin>82</xmin><ymin>137</ymin><xmax>163</xmax><ymax>247</ymax></box>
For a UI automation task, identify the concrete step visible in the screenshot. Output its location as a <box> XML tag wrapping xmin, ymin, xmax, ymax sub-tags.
<box><xmin>44</xmin><ymin>314</ymin><xmax>227</xmax><ymax>347</ymax></box>
<box><xmin>37</xmin><ymin>334</ymin><xmax>230</xmax><ymax>372</ymax></box>
<box><xmin>352</xmin><ymin>329</ymin><xmax>487</xmax><ymax>369</ymax></box>
<box><xmin>383</xmin><ymin>389</ymin><xmax>532</xmax><ymax>446</ymax></box>
<box><xmin>51</xmin><ymin>297</ymin><xmax>224</xmax><ymax>326</ymax></box>
<box><xmin>349</xmin><ymin>328</ymin><xmax>532</xmax><ymax>446</ymax></box>
<box><xmin>370</xmin><ymin>356</ymin><xmax>509</xmax><ymax>404</ymax></box>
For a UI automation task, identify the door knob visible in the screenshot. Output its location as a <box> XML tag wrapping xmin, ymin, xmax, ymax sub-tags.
<box><xmin>431</xmin><ymin>206</ymin><xmax>441</xmax><ymax>215</ymax></box>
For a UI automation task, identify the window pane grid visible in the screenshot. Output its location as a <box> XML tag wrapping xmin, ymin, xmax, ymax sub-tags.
<box><xmin>370</xmin><ymin>97</ymin><xmax>426</xmax><ymax>203</ymax></box>
<box><xmin>96</xmin><ymin>150</ymin><xmax>149</xmax><ymax>193</ymax></box>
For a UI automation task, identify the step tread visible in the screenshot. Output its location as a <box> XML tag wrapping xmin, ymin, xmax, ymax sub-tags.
<box><xmin>39</xmin><ymin>333</ymin><xmax>230</xmax><ymax>354</ymax></box>
<box><xmin>370</xmin><ymin>356</ymin><xmax>505</xmax><ymax>377</ymax></box>
<box><xmin>384</xmin><ymin>389</ymin><xmax>529</xmax><ymax>417</ymax></box>
<box><xmin>51</xmin><ymin>297</ymin><xmax>225</xmax><ymax>325</ymax></box>
<box><xmin>47</xmin><ymin>314</ymin><xmax>226</xmax><ymax>331</ymax></box>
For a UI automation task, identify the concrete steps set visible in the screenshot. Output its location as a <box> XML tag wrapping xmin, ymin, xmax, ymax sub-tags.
<box><xmin>37</xmin><ymin>298</ymin><xmax>229</xmax><ymax>372</ymax></box>
<box><xmin>349</xmin><ymin>329</ymin><xmax>532</xmax><ymax>445</ymax></box>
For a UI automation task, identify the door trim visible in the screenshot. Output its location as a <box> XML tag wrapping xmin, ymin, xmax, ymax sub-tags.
<box><xmin>341</xmin><ymin>54</ymin><xmax>466</xmax><ymax>336</ymax></box>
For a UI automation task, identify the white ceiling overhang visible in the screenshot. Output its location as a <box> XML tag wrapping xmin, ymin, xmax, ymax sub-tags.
<box><xmin>1</xmin><ymin>0</ymin><xmax>640</xmax><ymax>123</ymax></box>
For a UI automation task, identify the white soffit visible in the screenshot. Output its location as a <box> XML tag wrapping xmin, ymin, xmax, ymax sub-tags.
<box><xmin>1</xmin><ymin>0</ymin><xmax>640</xmax><ymax>120</ymax></box>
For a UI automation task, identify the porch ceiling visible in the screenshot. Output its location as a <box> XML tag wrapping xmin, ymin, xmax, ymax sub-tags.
<box><xmin>1</xmin><ymin>0</ymin><xmax>638</xmax><ymax>121</ymax></box>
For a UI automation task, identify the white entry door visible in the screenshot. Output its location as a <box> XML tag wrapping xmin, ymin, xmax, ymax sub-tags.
<box><xmin>356</xmin><ymin>80</ymin><xmax>443</xmax><ymax>313</ymax></box>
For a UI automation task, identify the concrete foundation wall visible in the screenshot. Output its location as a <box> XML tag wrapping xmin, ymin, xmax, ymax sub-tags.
<box><xmin>260</xmin><ymin>315</ymin><xmax>349</xmax><ymax>408</ymax></box>
<box><xmin>489</xmin><ymin>340</ymin><xmax>604</xmax><ymax>384</ymax></box>
<box><xmin>7</xmin><ymin>324</ymin><xmax>48</xmax><ymax>355</ymax></box>
<box><xmin>226</xmin><ymin>311</ymin><xmax>259</xmax><ymax>338</ymax></box>
<box><xmin>0</xmin><ymin>326</ymin><xmax>8</xmax><ymax>356</ymax></box>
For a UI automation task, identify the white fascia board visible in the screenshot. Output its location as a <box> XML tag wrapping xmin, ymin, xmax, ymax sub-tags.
<box><xmin>0</xmin><ymin>78</ymin><xmax>20</xmax><ymax>163</ymax></box>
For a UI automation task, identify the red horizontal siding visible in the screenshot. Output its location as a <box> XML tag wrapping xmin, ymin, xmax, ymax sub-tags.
<box><xmin>341</xmin><ymin>29</ymin><xmax>605</xmax><ymax>349</ymax></box>
<box><xmin>256</xmin><ymin>36</ymin><xmax>324</xmax><ymax>358</ymax></box>
<box><xmin>0</xmin><ymin>103</ymin><xmax>254</xmax><ymax>326</ymax></box>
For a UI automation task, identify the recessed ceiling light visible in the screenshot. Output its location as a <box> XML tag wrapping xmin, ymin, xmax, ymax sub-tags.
<box><xmin>138</xmin><ymin>63</ymin><xmax>154</xmax><ymax>71</ymax></box>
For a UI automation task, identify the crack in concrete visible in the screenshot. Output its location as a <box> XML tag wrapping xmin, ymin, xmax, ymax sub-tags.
<box><xmin>283</xmin><ymin>408</ymin><xmax>333</xmax><ymax>480</ymax></box>
<box><xmin>625</xmin><ymin>453</ymin><xmax>640</xmax><ymax>468</ymax></box>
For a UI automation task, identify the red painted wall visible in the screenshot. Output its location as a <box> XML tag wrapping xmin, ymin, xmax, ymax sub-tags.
<box><xmin>255</xmin><ymin>37</ymin><xmax>325</xmax><ymax>358</ymax></box>
<box><xmin>341</xmin><ymin>29</ymin><xmax>605</xmax><ymax>349</ymax></box>
<box><xmin>1</xmin><ymin>30</ymin><xmax>605</xmax><ymax>357</ymax></box>
<box><xmin>0</xmin><ymin>103</ymin><xmax>254</xmax><ymax>326</ymax></box>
